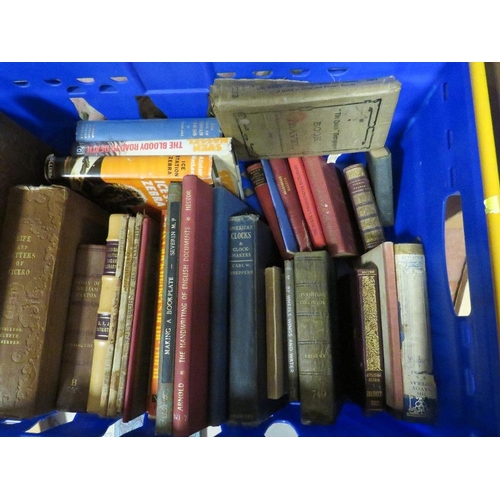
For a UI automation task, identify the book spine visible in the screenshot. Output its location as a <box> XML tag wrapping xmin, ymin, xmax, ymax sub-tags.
<box><xmin>302</xmin><ymin>156</ymin><xmax>359</xmax><ymax>257</ymax></box>
<box><xmin>366</xmin><ymin>147</ymin><xmax>395</xmax><ymax>226</ymax></box>
<box><xmin>261</xmin><ymin>159</ymin><xmax>299</xmax><ymax>254</ymax></box>
<box><xmin>394</xmin><ymin>244</ymin><xmax>437</xmax><ymax>422</ymax></box>
<box><xmin>75</xmin><ymin>117</ymin><xmax>222</xmax><ymax>142</ymax></box>
<box><xmin>56</xmin><ymin>244</ymin><xmax>106</xmax><ymax>413</ymax></box>
<box><xmin>87</xmin><ymin>214</ymin><xmax>129</xmax><ymax>414</ymax></box>
<box><xmin>172</xmin><ymin>176</ymin><xmax>213</xmax><ymax>437</ymax></box>
<box><xmin>284</xmin><ymin>260</ymin><xmax>300</xmax><ymax>402</ymax></box>
<box><xmin>246</xmin><ymin>162</ymin><xmax>291</xmax><ymax>260</ymax></box>
<box><xmin>156</xmin><ymin>182</ymin><xmax>182</xmax><ymax>435</ymax></box>
<box><xmin>269</xmin><ymin>158</ymin><xmax>312</xmax><ymax>252</ymax></box>
<box><xmin>265</xmin><ymin>266</ymin><xmax>286</xmax><ymax>400</ymax></box>
<box><xmin>294</xmin><ymin>251</ymin><xmax>338</xmax><ymax>425</ymax></box>
<box><xmin>238</xmin><ymin>161</ymin><xmax>264</xmax><ymax>215</ymax></box>
<box><xmin>343</xmin><ymin>163</ymin><xmax>385</xmax><ymax>252</ymax></box>
<box><xmin>353</xmin><ymin>266</ymin><xmax>386</xmax><ymax>413</ymax></box>
<box><xmin>287</xmin><ymin>156</ymin><xmax>326</xmax><ymax>249</ymax></box>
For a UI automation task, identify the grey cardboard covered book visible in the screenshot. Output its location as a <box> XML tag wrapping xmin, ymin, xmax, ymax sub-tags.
<box><xmin>210</xmin><ymin>77</ymin><xmax>401</xmax><ymax>160</ymax></box>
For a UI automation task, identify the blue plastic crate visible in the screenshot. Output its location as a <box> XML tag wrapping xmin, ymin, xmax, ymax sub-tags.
<box><xmin>0</xmin><ymin>62</ymin><xmax>498</xmax><ymax>437</ymax></box>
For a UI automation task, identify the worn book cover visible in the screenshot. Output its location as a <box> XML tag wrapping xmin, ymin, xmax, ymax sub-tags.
<box><xmin>366</xmin><ymin>147</ymin><xmax>394</xmax><ymax>227</ymax></box>
<box><xmin>0</xmin><ymin>185</ymin><xmax>109</xmax><ymax>419</ymax></box>
<box><xmin>56</xmin><ymin>244</ymin><xmax>106</xmax><ymax>413</ymax></box>
<box><xmin>210</xmin><ymin>77</ymin><xmax>401</xmax><ymax>159</ymax></box>
<box><xmin>294</xmin><ymin>250</ymin><xmax>340</xmax><ymax>425</ymax></box>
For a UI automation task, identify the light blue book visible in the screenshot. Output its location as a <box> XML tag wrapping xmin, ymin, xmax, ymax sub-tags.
<box><xmin>261</xmin><ymin>159</ymin><xmax>299</xmax><ymax>254</ymax></box>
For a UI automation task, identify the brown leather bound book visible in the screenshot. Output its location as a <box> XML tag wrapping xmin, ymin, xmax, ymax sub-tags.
<box><xmin>294</xmin><ymin>250</ymin><xmax>340</xmax><ymax>425</ymax></box>
<box><xmin>246</xmin><ymin>162</ymin><xmax>291</xmax><ymax>260</ymax></box>
<box><xmin>343</xmin><ymin>163</ymin><xmax>385</xmax><ymax>252</ymax></box>
<box><xmin>172</xmin><ymin>175</ymin><xmax>214</xmax><ymax>436</ymax></box>
<box><xmin>303</xmin><ymin>156</ymin><xmax>359</xmax><ymax>257</ymax></box>
<box><xmin>56</xmin><ymin>244</ymin><xmax>107</xmax><ymax>413</ymax></box>
<box><xmin>0</xmin><ymin>185</ymin><xmax>109</xmax><ymax>419</ymax></box>
<box><xmin>269</xmin><ymin>158</ymin><xmax>312</xmax><ymax>252</ymax></box>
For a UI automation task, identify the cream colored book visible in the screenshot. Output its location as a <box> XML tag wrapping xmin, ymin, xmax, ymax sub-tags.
<box><xmin>87</xmin><ymin>214</ymin><xmax>130</xmax><ymax>414</ymax></box>
<box><xmin>106</xmin><ymin>216</ymin><xmax>137</xmax><ymax>416</ymax></box>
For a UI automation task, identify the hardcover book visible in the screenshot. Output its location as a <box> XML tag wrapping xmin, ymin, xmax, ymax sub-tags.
<box><xmin>44</xmin><ymin>154</ymin><xmax>215</xmax><ymax>216</ymax></box>
<box><xmin>394</xmin><ymin>243</ymin><xmax>437</xmax><ymax>422</ymax></box>
<box><xmin>122</xmin><ymin>215</ymin><xmax>161</xmax><ymax>423</ymax></box>
<box><xmin>75</xmin><ymin>117</ymin><xmax>222</xmax><ymax>142</ymax></box>
<box><xmin>359</xmin><ymin>242</ymin><xmax>403</xmax><ymax>412</ymax></box>
<box><xmin>208</xmin><ymin>185</ymin><xmax>254</xmax><ymax>427</ymax></box>
<box><xmin>366</xmin><ymin>147</ymin><xmax>394</xmax><ymax>227</ymax></box>
<box><xmin>246</xmin><ymin>162</ymin><xmax>291</xmax><ymax>260</ymax></box>
<box><xmin>284</xmin><ymin>260</ymin><xmax>300</xmax><ymax>402</ymax></box>
<box><xmin>294</xmin><ymin>250</ymin><xmax>340</xmax><ymax>425</ymax></box>
<box><xmin>209</xmin><ymin>77</ymin><xmax>401</xmax><ymax>160</ymax></box>
<box><xmin>156</xmin><ymin>182</ymin><xmax>182</xmax><ymax>436</ymax></box>
<box><xmin>287</xmin><ymin>156</ymin><xmax>326</xmax><ymax>250</ymax></box>
<box><xmin>56</xmin><ymin>244</ymin><xmax>106</xmax><ymax>413</ymax></box>
<box><xmin>87</xmin><ymin>214</ymin><xmax>129</xmax><ymax>415</ymax></box>
<box><xmin>0</xmin><ymin>185</ymin><xmax>109</xmax><ymax>419</ymax></box>
<box><xmin>268</xmin><ymin>158</ymin><xmax>312</xmax><ymax>252</ymax></box>
<box><xmin>302</xmin><ymin>156</ymin><xmax>359</xmax><ymax>257</ymax></box>
<box><xmin>343</xmin><ymin>163</ymin><xmax>385</xmax><ymax>252</ymax></box>
<box><xmin>172</xmin><ymin>175</ymin><xmax>214</xmax><ymax>437</ymax></box>
<box><xmin>227</xmin><ymin>214</ymin><xmax>287</xmax><ymax>426</ymax></box>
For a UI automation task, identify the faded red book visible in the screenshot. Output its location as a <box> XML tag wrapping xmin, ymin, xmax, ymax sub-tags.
<box><xmin>172</xmin><ymin>175</ymin><xmax>214</xmax><ymax>437</ymax></box>
<box><xmin>269</xmin><ymin>158</ymin><xmax>312</xmax><ymax>252</ymax></box>
<box><xmin>287</xmin><ymin>156</ymin><xmax>326</xmax><ymax>250</ymax></box>
<box><xmin>246</xmin><ymin>162</ymin><xmax>291</xmax><ymax>260</ymax></box>
<box><xmin>122</xmin><ymin>215</ymin><xmax>161</xmax><ymax>423</ymax></box>
<box><xmin>302</xmin><ymin>156</ymin><xmax>359</xmax><ymax>257</ymax></box>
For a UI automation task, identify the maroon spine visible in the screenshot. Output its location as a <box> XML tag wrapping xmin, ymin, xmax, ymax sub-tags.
<box><xmin>246</xmin><ymin>162</ymin><xmax>291</xmax><ymax>260</ymax></box>
<box><xmin>269</xmin><ymin>158</ymin><xmax>312</xmax><ymax>252</ymax></box>
<box><xmin>172</xmin><ymin>175</ymin><xmax>214</xmax><ymax>436</ymax></box>
<box><xmin>303</xmin><ymin>156</ymin><xmax>359</xmax><ymax>257</ymax></box>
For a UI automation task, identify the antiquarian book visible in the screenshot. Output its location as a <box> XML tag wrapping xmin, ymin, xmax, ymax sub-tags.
<box><xmin>246</xmin><ymin>162</ymin><xmax>291</xmax><ymax>260</ymax></box>
<box><xmin>284</xmin><ymin>260</ymin><xmax>300</xmax><ymax>402</ymax></box>
<box><xmin>147</xmin><ymin>211</ymin><xmax>167</xmax><ymax>419</ymax></box>
<box><xmin>227</xmin><ymin>214</ymin><xmax>287</xmax><ymax>426</ymax></box>
<box><xmin>72</xmin><ymin>137</ymin><xmax>242</xmax><ymax>200</ymax></box>
<box><xmin>56</xmin><ymin>244</ymin><xmax>106</xmax><ymax>413</ymax></box>
<box><xmin>294</xmin><ymin>250</ymin><xmax>340</xmax><ymax>425</ymax></box>
<box><xmin>87</xmin><ymin>214</ymin><xmax>129</xmax><ymax>415</ymax></box>
<box><xmin>265</xmin><ymin>266</ymin><xmax>286</xmax><ymax>400</ymax></box>
<box><xmin>343</xmin><ymin>163</ymin><xmax>385</xmax><ymax>252</ymax></box>
<box><xmin>394</xmin><ymin>243</ymin><xmax>437</xmax><ymax>422</ymax></box>
<box><xmin>261</xmin><ymin>159</ymin><xmax>299</xmax><ymax>254</ymax></box>
<box><xmin>114</xmin><ymin>214</ymin><xmax>146</xmax><ymax>416</ymax></box>
<box><xmin>302</xmin><ymin>156</ymin><xmax>359</xmax><ymax>257</ymax></box>
<box><xmin>208</xmin><ymin>186</ymin><xmax>254</xmax><ymax>427</ymax></box>
<box><xmin>172</xmin><ymin>175</ymin><xmax>214</xmax><ymax>437</ymax></box>
<box><xmin>0</xmin><ymin>112</ymin><xmax>53</xmax><ymax>231</ymax></box>
<box><xmin>344</xmin><ymin>265</ymin><xmax>386</xmax><ymax>413</ymax></box>
<box><xmin>238</xmin><ymin>162</ymin><xmax>263</xmax><ymax>215</ymax></box>
<box><xmin>209</xmin><ymin>77</ymin><xmax>401</xmax><ymax>159</ymax></box>
<box><xmin>366</xmin><ymin>147</ymin><xmax>394</xmax><ymax>227</ymax></box>
<box><xmin>269</xmin><ymin>158</ymin><xmax>312</xmax><ymax>252</ymax></box>
<box><xmin>103</xmin><ymin>216</ymin><xmax>137</xmax><ymax>416</ymax></box>
<box><xmin>287</xmin><ymin>156</ymin><xmax>326</xmax><ymax>250</ymax></box>
<box><xmin>75</xmin><ymin>117</ymin><xmax>222</xmax><ymax>142</ymax></box>
<box><xmin>156</xmin><ymin>182</ymin><xmax>182</xmax><ymax>436</ymax></box>
<box><xmin>44</xmin><ymin>154</ymin><xmax>215</xmax><ymax>216</ymax></box>
<box><xmin>122</xmin><ymin>215</ymin><xmax>161</xmax><ymax>423</ymax></box>
<box><xmin>0</xmin><ymin>185</ymin><xmax>109</xmax><ymax>419</ymax></box>
<box><xmin>360</xmin><ymin>242</ymin><xmax>403</xmax><ymax>412</ymax></box>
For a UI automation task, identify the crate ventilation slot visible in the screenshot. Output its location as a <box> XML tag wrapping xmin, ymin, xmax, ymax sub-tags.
<box><xmin>264</xmin><ymin>421</ymin><xmax>298</xmax><ymax>437</ymax></box>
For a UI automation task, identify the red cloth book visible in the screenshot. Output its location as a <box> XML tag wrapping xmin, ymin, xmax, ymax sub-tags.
<box><xmin>246</xmin><ymin>162</ymin><xmax>291</xmax><ymax>260</ymax></box>
<box><xmin>172</xmin><ymin>175</ymin><xmax>214</xmax><ymax>436</ymax></box>
<box><xmin>302</xmin><ymin>156</ymin><xmax>359</xmax><ymax>257</ymax></box>
<box><xmin>269</xmin><ymin>158</ymin><xmax>312</xmax><ymax>252</ymax></box>
<box><xmin>287</xmin><ymin>156</ymin><xmax>326</xmax><ymax>250</ymax></box>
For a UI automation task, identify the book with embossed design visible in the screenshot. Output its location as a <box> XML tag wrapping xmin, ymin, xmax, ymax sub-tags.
<box><xmin>0</xmin><ymin>185</ymin><xmax>109</xmax><ymax>419</ymax></box>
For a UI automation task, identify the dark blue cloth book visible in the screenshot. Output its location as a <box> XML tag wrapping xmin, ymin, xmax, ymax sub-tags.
<box><xmin>208</xmin><ymin>187</ymin><xmax>255</xmax><ymax>427</ymax></box>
